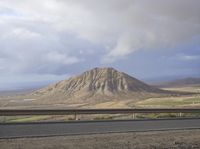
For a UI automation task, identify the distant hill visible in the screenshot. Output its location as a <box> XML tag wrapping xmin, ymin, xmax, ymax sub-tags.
<box><xmin>156</xmin><ymin>78</ymin><xmax>200</xmax><ymax>88</ymax></box>
<box><xmin>0</xmin><ymin>67</ymin><xmax>193</xmax><ymax>108</ymax></box>
<box><xmin>31</xmin><ymin>67</ymin><xmax>174</xmax><ymax>105</ymax></box>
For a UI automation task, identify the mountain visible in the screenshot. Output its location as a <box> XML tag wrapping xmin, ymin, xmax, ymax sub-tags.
<box><xmin>32</xmin><ymin>67</ymin><xmax>171</xmax><ymax>105</ymax></box>
<box><xmin>156</xmin><ymin>78</ymin><xmax>200</xmax><ymax>88</ymax></box>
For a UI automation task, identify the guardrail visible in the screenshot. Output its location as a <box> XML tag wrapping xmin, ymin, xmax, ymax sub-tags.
<box><xmin>1</xmin><ymin>109</ymin><xmax>200</xmax><ymax>120</ymax></box>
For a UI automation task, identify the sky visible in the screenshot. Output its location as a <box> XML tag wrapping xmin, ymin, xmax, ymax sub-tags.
<box><xmin>0</xmin><ymin>0</ymin><xmax>200</xmax><ymax>90</ymax></box>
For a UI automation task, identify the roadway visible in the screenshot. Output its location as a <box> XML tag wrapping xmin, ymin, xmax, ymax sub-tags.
<box><xmin>1</xmin><ymin>119</ymin><xmax>200</xmax><ymax>139</ymax></box>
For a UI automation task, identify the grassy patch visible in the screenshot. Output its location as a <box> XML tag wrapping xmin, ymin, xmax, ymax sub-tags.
<box><xmin>137</xmin><ymin>113</ymin><xmax>178</xmax><ymax>119</ymax></box>
<box><xmin>0</xmin><ymin>116</ymin><xmax>51</xmax><ymax>123</ymax></box>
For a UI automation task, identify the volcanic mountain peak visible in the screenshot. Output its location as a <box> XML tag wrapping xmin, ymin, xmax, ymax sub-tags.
<box><xmin>34</xmin><ymin>67</ymin><xmax>163</xmax><ymax>101</ymax></box>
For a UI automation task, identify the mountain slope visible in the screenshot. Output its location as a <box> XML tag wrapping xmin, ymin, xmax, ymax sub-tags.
<box><xmin>32</xmin><ymin>67</ymin><xmax>170</xmax><ymax>104</ymax></box>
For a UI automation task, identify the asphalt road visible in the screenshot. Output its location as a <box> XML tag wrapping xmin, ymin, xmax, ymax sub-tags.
<box><xmin>1</xmin><ymin>119</ymin><xmax>200</xmax><ymax>139</ymax></box>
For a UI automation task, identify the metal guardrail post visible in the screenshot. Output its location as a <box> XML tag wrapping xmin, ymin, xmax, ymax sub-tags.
<box><xmin>74</xmin><ymin>112</ymin><xmax>79</xmax><ymax>120</ymax></box>
<box><xmin>132</xmin><ymin>113</ymin><xmax>136</xmax><ymax>119</ymax></box>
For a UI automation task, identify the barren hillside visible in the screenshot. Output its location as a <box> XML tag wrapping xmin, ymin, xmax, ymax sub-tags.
<box><xmin>30</xmin><ymin>67</ymin><xmax>172</xmax><ymax>105</ymax></box>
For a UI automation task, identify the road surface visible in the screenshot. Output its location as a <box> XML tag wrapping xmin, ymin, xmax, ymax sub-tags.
<box><xmin>1</xmin><ymin>119</ymin><xmax>200</xmax><ymax>139</ymax></box>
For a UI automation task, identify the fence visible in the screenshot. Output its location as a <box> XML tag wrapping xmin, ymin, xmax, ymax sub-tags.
<box><xmin>1</xmin><ymin>108</ymin><xmax>200</xmax><ymax>120</ymax></box>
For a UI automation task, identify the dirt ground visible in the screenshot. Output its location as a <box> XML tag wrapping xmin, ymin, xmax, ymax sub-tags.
<box><xmin>1</xmin><ymin>129</ymin><xmax>200</xmax><ymax>149</ymax></box>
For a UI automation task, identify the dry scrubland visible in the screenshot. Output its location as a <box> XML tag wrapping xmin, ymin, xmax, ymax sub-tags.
<box><xmin>0</xmin><ymin>68</ymin><xmax>200</xmax><ymax>122</ymax></box>
<box><xmin>0</xmin><ymin>68</ymin><xmax>199</xmax><ymax>112</ymax></box>
<box><xmin>0</xmin><ymin>86</ymin><xmax>199</xmax><ymax>109</ymax></box>
<box><xmin>0</xmin><ymin>67</ymin><xmax>186</xmax><ymax>109</ymax></box>
<box><xmin>1</xmin><ymin>129</ymin><xmax>200</xmax><ymax>149</ymax></box>
<box><xmin>0</xmin><ymin>85</ymin><xmax>200</xmax><ymax>123</ymax></box>
<box><xmin>136</xmin><ymin>86</ymin><xmax>200</xmax><ymax>108</ymax></box>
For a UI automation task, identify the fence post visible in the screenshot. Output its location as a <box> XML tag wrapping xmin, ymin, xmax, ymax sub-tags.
<box><xmin>74</xmin><ymin>113</ymin><xmax>78</xmax><ymax>120</ymax></box>
<box><xmin>132</xmin><ymin>113</ymin><xmax>136</xmax><ymax>119</ymax></box>
<box><xmin>177</xmin><ymin>112</ymin><xmax>182</xmax><ymax>117</ymax></box>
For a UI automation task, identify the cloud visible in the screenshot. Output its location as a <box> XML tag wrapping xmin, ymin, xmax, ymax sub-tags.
<box><xmin>0</xmin><ymin>0</ymin><xmax>199</xmax><ymax>80</ymax></box>
<box><xmin>1</xmin><ymin>1</ymin><xmax>200</xmax><ymax>56</ymax></box>
<box><xmin>46</xmin><ymin>51</ymin><xmax>79</xmax><ymax>65</ymax></box>
<box><xmin>0</xmin><ymin>2</ymin><xmax>82</xmax><ymax>75</ymax></box>
<box><xmin>178</xmin><ymin>55</ymin><xmax>200</xmax><ymax>61</ymax></box>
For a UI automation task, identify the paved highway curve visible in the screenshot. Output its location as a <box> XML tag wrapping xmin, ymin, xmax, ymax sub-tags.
<box><xmin>1</xmin><ymin>119</ymin><xmax>200</xmax><ymax>139</ymax></box>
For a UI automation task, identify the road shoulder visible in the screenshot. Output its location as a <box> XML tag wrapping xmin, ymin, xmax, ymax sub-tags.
<box><xmin>1</xmin><ymin>129</ymin><xmax>200</xmax><ymax>149</ymax></box>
